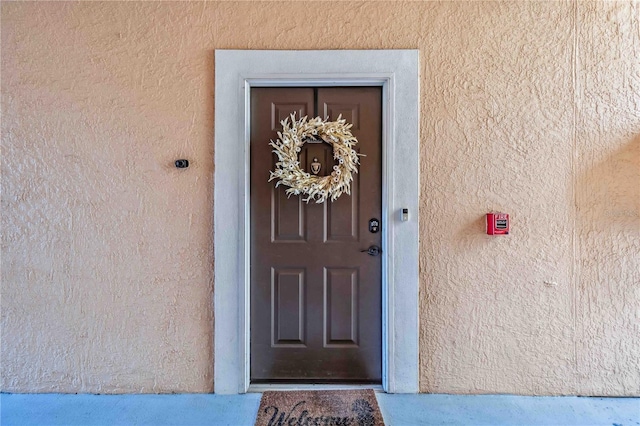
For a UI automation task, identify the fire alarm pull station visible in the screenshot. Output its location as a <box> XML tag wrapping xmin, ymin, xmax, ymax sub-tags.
<box><xmin>487</xmin><ymin>212</ymin><xmax>509</xmax><ymax>235</ymax></box>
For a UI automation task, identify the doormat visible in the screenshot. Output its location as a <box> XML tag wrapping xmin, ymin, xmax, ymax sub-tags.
<box><xmin>254</xmin><ymin>389</ymin><xmax>385</xmax><ymax>426</ymax></box>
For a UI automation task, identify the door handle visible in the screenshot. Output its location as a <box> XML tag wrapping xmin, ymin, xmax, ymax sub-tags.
<box><xmin>360</xmin><ymin>245</ymin><xmax>382</xmax><ymax>256</ymax></box>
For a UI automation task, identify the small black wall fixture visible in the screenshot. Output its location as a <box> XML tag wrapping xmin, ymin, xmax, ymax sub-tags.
<box><xmin>175</xmin><ymin>159</ymin><xmax>189</xmax><ymax>169</ymax></box>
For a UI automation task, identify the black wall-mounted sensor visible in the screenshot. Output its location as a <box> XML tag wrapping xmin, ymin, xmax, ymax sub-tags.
<box><xmin>175</xmin><ymin>159</ymin><xmax>189</xmax><ymax>168</ymax></box>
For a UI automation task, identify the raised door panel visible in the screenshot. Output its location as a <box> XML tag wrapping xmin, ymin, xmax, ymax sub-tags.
<box><xmin>322</xmin><ymin>103</ymin><xmax>360</xmax><ymax>130</ymax></box>
<box><xmin>324</xmin><ymin>173</ymin><xmax>359</xmax><ymax>242</ymax></box>
<box><xmin>272</xmin><ymin>268</ymin><xmax>306</xmax><ymax>347</ymax></box>
<box><xmin>324</xmin><ymin>267</ymin><xmax>359</xmax><ymax>347</ymax></box>
<box><xmin>269</xmin><ymin>99</ymin><xmax>311</xmax><ymax>243</ymax></box>
<box><xmin>272</xmin><ymin>103</ymin><xmax>308</xmax><ymax>130</ymax></box>
<box><xmin>272</xmin><ymin>185</ymin><xmax>306</xmax><ymax>242</ymax></box>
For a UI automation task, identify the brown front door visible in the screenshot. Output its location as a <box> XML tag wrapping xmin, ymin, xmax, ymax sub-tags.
<box><xmin>250</xmin><ymin>87</ymin><xmax>382</xmax><ymax>383</ymax></box>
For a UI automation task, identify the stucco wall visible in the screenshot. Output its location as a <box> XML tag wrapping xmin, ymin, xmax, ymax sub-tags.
<box><xmin>1</xmin><ymin>1</ymin><xmax>638</xmax><ymax>395</ymax></box>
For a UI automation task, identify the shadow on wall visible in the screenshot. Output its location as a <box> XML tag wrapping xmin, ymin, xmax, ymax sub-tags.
<box><xmin>577</xmin><ymin>135</ymin><xmax>640</xmax><ymax>231</ymax></box>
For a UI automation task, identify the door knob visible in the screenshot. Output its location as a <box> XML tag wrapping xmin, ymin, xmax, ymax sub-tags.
<box><xmin>361</xmin><ymin>245</ymin><xmax>382</xmax><ymax>256</ymax></box>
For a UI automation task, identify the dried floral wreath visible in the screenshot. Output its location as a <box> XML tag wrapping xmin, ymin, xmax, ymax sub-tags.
<box><xmin>269</xmin><ymin>114</ymin><xmax>362</xmax><ymax>203</ymax></box>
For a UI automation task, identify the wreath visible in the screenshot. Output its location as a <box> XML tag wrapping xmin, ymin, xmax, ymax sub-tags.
<box><xmin>268</xmin><ymin>114</ymin><xmax>362</xmax><ymax>203</ymax></box>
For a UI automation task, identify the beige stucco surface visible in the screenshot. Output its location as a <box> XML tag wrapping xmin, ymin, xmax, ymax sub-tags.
<box><xmin>1</xmin><ymin>1</ymin><xmax>638</xmax><ymax>395</ymax></box>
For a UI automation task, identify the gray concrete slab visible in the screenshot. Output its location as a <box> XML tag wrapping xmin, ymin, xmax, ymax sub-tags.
<box><xmin>1</xmin><ymin>393</ymin><xmax>638</xmax><ymax>426</ymax></box>
<box><xmin>376</xmin><ymin>393</ymin><xmax>640</xmax><ymax>426</ymax></box>
<box><xmin>0</xmin><ymin>394</ymin><xmax>262</xmax><ymax>426</ymax></box>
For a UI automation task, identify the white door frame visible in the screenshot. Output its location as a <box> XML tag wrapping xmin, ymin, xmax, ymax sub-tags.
<box><xmin>214</xmin><ymin>50</ymin><xmax>419</xmax><ymax>394</ymax></box>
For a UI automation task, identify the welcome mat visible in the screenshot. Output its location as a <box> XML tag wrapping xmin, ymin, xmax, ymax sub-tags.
<box><xmin>255</xmin><ymin>389</ymin><xmax>385</xmax><ymax>426</ymax></box>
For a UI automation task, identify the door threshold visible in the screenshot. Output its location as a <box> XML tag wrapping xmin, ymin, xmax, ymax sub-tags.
<box><xmin>247</xmin><ymin>383</ymin><xmax>384</xmax><ymax>393</ymax></box>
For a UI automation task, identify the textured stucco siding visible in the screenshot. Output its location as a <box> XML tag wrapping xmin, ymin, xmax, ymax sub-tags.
<box><xmin>1</xmin><ymin>1</ymin><xmax>638</xmax><ymax>395</ymax></box>
<box><xmin>575</xmin><ymin>1</ymin><xmax>640</xmax><ymax>395</ymax></box>
<box><xmin>419</xmin><ymin>1</ymin><xmax>577</xmax><ymax>395</ymax></box>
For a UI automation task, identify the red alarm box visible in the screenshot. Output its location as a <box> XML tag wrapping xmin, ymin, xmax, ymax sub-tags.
<box><xmin>487</xmin><ymin>213</ymin><xmax>509</xmax><ymax>235</ymax></box>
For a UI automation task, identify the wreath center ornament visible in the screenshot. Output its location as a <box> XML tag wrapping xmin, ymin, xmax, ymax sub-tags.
<box><xmin>268</xmin><ymin>114</ymin><xmax>362</xmax><ymax>203</ymax></box>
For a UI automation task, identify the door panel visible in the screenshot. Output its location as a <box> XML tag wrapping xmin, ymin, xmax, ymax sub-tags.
<box><xmin>272</xmin><ymin>187</ymin><xmax>306</xmax><ymax>242</ymax></box>
<box><xmin>324</xmin><ymin>177</ymin><xmax>359</xmax><ymax>242</ymax></box>
<box><xmin>272</xmin><ymin>268</ymin><xmax>306</xmax><ymax>346</ymax></box>
<box><xmin>322</xmin><ymin>103</ymin><xmax>360</xmax><ymax>129</ymax></box>
<box><xmin>324</xmin><ymin>267</ymin><xmax>359</xmax><ymax>346</ymax></box>
<box><xmin>251</xmin><ymin>87</ymin><xmax>382</xmax><ymax>383</ymax></box>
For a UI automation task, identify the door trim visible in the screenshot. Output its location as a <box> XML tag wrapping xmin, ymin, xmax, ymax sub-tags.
<box><xmin>214</xmin><ymin>50</ymin><xmax>420</xmax><ymax>394</ymax></box>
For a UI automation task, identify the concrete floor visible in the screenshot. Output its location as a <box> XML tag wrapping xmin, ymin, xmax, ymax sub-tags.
<box><xmin>1</xmin><ymin>393</ymin><xmax>638</xmax><ymax>426</ymax></box>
